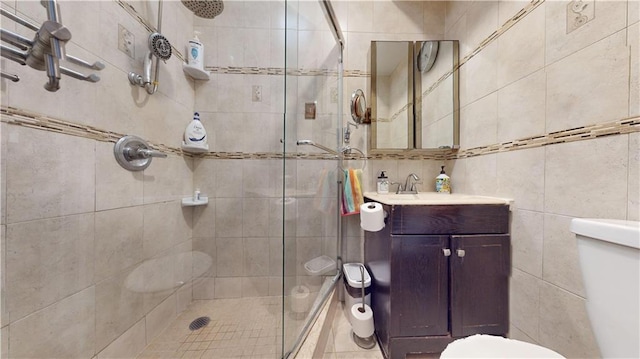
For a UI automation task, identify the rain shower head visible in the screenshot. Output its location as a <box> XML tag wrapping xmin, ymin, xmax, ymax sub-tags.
<box><xmin>181</xmin><ymin>0</ymin><xmax>224</xmax><ymax>19</ymax></box>
<box><xmin>149</xmin><ymin>32</ymin><xmax>172</xmax><ymax>61</ymax></box>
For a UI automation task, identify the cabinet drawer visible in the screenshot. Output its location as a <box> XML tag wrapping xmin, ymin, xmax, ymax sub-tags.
<box><xmin>389</xmin><ymin>204</ymin><xmax>509</xmax><ymax>235</ymax></box>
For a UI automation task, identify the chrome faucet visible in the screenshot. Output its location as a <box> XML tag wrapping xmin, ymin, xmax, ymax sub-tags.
<box><xmin>402</xmin><ymin>173</ymin><xmax>421</xmax><ymax>194</ymax></box>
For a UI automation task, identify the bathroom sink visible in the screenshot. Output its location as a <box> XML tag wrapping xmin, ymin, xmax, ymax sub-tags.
<box><xmin>363</xmin><ymin>192</ymin><xmax>512</xmax><ymax>206</ymax></box>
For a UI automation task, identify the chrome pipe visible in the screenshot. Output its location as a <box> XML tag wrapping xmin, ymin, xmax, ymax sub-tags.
<box><xmin>146</xmin><ymin>0</ymin><xmax>164</xmax><ymax>95</ymax></box>
<box><xmin>1</xmin><ymin>44</ymin><xmax>27</xmax><ymax>64</ymax></box>
<box><xmin>65</xmin><ymin>54</ymin><xmax>105</xmax><ymax>70</ymax></box>
<box><xmin>157</xmin><ymin>0</ymin><xmax>164</xmax><ymax>32</ymax></box>
<box><xmin>41</xmin><ymin>0</ymin><xmax>61</xmax><ymax>22</ymax></box>
<box><xmin>43</xmin><ymin>53</ymin><xmax>60</xmax><ymax>91</ymax></box>
<box><xmin>132</xmin><ymin>148</ymin><xmax>168</xmax><ymax>159</ymax></box>
<box><xmin>1</xmin><ymin>72</ymin><xmax>19</xmax><ymax>82</ymax></box>
<box><xmin>296</xmin><ymin>139</ymin><xmax>339</xmax><ymax>156</ymax></box>
<box><xmin>0</xmin><ymin>8</ymin><xmax>39</xmax><ymax>31</ymax></box>
<box><xmin>60</xmin><ymin>66</ymin><xmax>100</xmax><ymax>83</ymax></box>
<box><xmin>0</xmin><ymin>29</ymin><xmax>33</xmax><ymax>50</ymax></box>
<box><xmin>142</xmin><ymin>51</ymin><xmax>153</xmax><ymax>86</ymax></box>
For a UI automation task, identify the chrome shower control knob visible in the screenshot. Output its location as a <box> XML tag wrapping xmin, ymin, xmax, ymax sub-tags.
<box><xmin>114</xmin><ymin>135</ymin><xmax>166</xmax><ymax>171</ymax></box>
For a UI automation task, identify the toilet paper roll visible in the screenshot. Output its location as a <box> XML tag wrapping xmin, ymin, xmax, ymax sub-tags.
<box><xmin>350</xmin><ymin>303</ymin><xmax>375</xmax><ymax>338</ymax></box>
<box><xmin>290</xmin><ymin>285</ymin><xmax>309</xmax><ymax>313</ymax></box>
<box><xmin>360</xmin><ymin>202</ymin><xmax>384</xmax><ymax>232</ymax></box>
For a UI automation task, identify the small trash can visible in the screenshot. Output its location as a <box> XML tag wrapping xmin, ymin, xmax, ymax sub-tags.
<box><xmin>343</xmin><ymin>263</ymin><xmax>371</xmax><ymax>321</ymax></box>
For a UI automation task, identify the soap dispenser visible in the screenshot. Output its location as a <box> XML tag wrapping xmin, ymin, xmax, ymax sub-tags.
<box><xmin>377</xmin><ymin>171</ymin><xmax>389</xmax><ymax>194</ymax></box>
<box><xmin>182</xmin><ymin>31</ymin><xmax>210</xmax><ymax>80</ymax></box>
<box><xmin>187</xmin><ymin>31</ymin><xmax>204</xmax><ymax>70</ymax></box>
<box><xmin>182</xmin><ymin>112</ymin><xmax>209</xmax><ymax>153</ymax></box>
<box><xmin>435</xmin><ymin>166</ymin><xmax>451</xmax><ymax>193</ymax></box>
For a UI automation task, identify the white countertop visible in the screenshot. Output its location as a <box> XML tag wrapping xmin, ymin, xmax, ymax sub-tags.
<box><xmin>364</xmin><ymin>192</ymin><xmax>513</xmax><ymax>206</ymax></box>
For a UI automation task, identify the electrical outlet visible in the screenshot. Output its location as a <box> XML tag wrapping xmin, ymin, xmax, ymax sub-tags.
<box><xmin>252</xmin><ymin>85</ymin><xmax>262</xmax><ymax>102</ymax></box>
<box><xmin>118</xmin><ymin>24</ymin><xmax>134</xmax><ymax>59</ymax></box>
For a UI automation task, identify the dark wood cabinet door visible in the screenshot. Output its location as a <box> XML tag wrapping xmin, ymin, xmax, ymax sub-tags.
<box><xmin>450</xmin><ymin>234</ymin><xmax>510</xmax><ymax>337</ymax></box>
<box><xmin>390</xmin><ymin>235</ymin><xmax>449</xmax><ymax>337</ymax></box>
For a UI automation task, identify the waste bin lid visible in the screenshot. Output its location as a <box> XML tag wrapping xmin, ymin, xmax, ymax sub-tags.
<box><xmin>343</xmin><ymin>263</ymin><xmax>371</xmax><ymax>288</ymax></box>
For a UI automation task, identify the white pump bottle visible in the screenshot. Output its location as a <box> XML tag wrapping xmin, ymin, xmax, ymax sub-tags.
<box><xmin>187</xmin><ymin>31</ymin><xmax>204</xmax><ymax>70</ymax></box>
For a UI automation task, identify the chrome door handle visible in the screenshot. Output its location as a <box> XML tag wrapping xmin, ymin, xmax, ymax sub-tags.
<box><xmin>457</xmin><ymin>249</ymin><xmax>465</xmax><ymax>258</ymax></box>
<box><xmin>442</xmin><ymin>248</ymin><xmax>451</xmax><ymax>257</ymax></box>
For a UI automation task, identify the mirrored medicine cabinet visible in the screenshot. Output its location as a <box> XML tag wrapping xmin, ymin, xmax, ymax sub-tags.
<box><xmin>370</xmin><ymin>40</ymin><xmax>460</xmax><ymax>153</ymax></box>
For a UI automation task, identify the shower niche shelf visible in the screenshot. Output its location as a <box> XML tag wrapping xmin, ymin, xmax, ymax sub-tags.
<box><xmin>182</xmin><ymin>64</ymin><xmax>210</xmax><ymax>81</ymax></box>
<box><xmin>181</xmin><ymin>196</ymin><xmax>208</xmax><ymax>207</ymax></box>
<box><xmin>181</xmin><ymin>142</ymin><xmax>209</xmax><ymax>153</ymax></box>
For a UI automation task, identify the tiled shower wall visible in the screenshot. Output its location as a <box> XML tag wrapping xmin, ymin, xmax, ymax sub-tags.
<box><xmin>189</xmin><ymin>1</ymin><xmax>343</xmax><ymax>303</ymax></box>
<box><xmin>1</xmin><ymin>1</ymin><xmax>196</xmax><ymax>358</ymax></box>
<box><xmin>443</xmin><ymin>1</ymin><xmax>638</xmax><ymax>357</ymax></box>
<box><xmin>340</xmin><ymin>1</ymin><xmax>638</xmax><ymax>358</ymax></box>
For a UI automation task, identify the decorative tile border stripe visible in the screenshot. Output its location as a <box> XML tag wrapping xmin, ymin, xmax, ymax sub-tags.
<box><xmin>0</xmin><ymin>106</ymin><xmax>336</xmax><ymax>161</ymax></box>
<box><xmin>3</xmin><ymin>107</ymin><xmax>637</xmax><ymax>163</ymax></box>
<box><xmin>344</xmin><ymin>69</ymin><xmax>370</xmax><ymax>78</ymax></box>
<box><xmin>204</xmin><ymin>66</ymin><xmax>345</xmax><ymax>77</ymax></box>
<box><xmin>458</xmin><ymin>0</ymin><xmax>544</xmax><ymax>69</ymax></box>
<box><xmin>452</xmin><ymin>117</ymin><xmax>640</xmax><ymax>160</ymax></box>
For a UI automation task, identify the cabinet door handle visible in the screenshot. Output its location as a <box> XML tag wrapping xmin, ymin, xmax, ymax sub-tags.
<box><xmin>457</xmin><ymin>249</ymin><xmax>465</xmax><ymax>257</ymax></box>
<box><xmin>442</xmin><ymin>248</ymin><xmax>451</xmax><ymax>257</ymax></box>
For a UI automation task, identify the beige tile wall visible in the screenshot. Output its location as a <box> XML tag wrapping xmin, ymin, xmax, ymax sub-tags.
<box><xmin>188</xmin><ymin>0</ymin><xmax>343</xmax><ymax>308</ymax></box>
<box><xmin>1</xmin><ymin>1</ymin><xmax>637</xmax><ymax>358</ymax></box>
<box><xmin>442</xmin><ymin>1</ymin><xmax>637</xmax><ymax>357</ymax></box>
<box><xmin>0</xmin><ymin>0</ymin><xmax>196</xmax><ymax>357</ymax></box>
<box><xmin>335</xmin><ymin>1</ymin><xmax>637</xmax><ymax>358</ymax></box>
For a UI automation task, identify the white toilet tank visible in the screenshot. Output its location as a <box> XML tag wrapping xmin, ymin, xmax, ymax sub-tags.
<box><xmin>571</xmin><ymin>218</ymin><xmax>640</xmax><ymax>359</ymax></box>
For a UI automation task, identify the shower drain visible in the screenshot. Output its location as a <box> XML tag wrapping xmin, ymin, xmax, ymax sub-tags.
<box><xmin>189</xmin><ymin>316</ymin><xmax>211</xmax><ymax>331</ymax></box>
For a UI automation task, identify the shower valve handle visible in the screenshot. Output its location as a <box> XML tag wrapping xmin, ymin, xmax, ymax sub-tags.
<box><xmin>133</xmin><ymin>148</ymin><xmax>167</xmax><ymax>159</ymax></box>
<box><xmin>114</xmin><ymin>135</ymin><xmax>166</xmax><ymax>171</ymax></box>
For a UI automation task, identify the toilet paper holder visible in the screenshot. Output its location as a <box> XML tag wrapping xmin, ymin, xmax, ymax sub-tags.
<box><xmin>352</xmin><ymin>264</ymin><xmax>376</xmax><ymax>349</ymax></box>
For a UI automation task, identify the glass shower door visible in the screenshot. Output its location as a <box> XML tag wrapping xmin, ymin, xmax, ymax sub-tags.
<box><xmin>281</xmin><ymin>0</ymin><xmax>343</xmax><ymax>357</ymax></box>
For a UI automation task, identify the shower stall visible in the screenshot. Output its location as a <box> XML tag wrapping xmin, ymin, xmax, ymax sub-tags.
<box><xmin>0</xmin><ymin>0</ymin><xmax>344</xmax><ymax>358</ymax></box>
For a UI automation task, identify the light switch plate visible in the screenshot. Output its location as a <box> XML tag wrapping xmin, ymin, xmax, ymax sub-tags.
<box><xmin>118</xmin><ymin>24</ymin><xmax>135</xmax><ymax>58</ymax></box>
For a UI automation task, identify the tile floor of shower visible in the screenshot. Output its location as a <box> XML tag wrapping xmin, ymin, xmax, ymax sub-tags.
<box><xmin>136</xmin><ymin>295</ymin><xmax>388</xmax><ymax>359</ymax></box>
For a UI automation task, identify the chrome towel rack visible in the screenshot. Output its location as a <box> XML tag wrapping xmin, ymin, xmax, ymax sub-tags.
<box><xmin>0</xmin><ymin>0</ymin><xmax>104</xmax><ymax>92</ymax></box>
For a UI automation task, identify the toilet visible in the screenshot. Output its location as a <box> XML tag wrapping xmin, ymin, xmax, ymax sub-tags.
<box><xmin>440</xmin><ymin>334</ymin><xmax>564</xmax><ymax>358</ymax></box>
<box><xmin>442</xmin><ymin>218</ymin><xmax>640</xmax><ymax>358</ymax></box>
<box><xmin>571</xmin><ymin>218</ymin><xmax>640</xmax><ymax>359</ymax></box>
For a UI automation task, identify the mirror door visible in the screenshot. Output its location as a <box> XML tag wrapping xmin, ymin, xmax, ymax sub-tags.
<box><xmin>370</xmin><ymin>40</ymin><xmax>459</xmax><ymax>153</ymax></box>
<box><xmin>371</xmin><ymin>41</ymin><xmax>414</xmax><ymax>151</ymax></box>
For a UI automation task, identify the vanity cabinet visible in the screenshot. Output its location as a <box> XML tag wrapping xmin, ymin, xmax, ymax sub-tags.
<box><xmin>364</xmin><ymin>200</ymin><xmax>511</xmax><ymax>359</ymax></box>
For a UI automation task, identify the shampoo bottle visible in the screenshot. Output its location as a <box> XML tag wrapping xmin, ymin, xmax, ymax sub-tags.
<box><xmin>435</xmin><ymin>166</ymin><xmax>451</xmax><ymax>193</ymax></box>
<box><xmin>184</xmin><ymin>112</ymin><xmax>208</xmax><ymax>148</ymax></box>
<box><xmin>188</xmin><ymin>31</ymin><xmax>204</xmax><ymax>70</ymax></box>
<box><xmin>377</xmin><ymin>171</ymin><xmax>389</xmax><ymax>194</ymax></box>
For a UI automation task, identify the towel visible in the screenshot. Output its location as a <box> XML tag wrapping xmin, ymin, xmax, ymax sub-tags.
<box><xmin>341</xmin><ymin>168</ymin><xmax>364</xmax><ymax>216</ymax></box>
